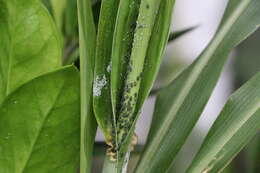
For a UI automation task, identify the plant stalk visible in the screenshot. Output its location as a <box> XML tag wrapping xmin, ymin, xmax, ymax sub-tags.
<box><xmin>102</xmin><ymin>156</ymin><xmax>117</xmax><ymax>173</ymax></box>
<box><xmin>77</xmin><ymin>0</ymin><xmax>97</xmax><ymax>172</ymax></box>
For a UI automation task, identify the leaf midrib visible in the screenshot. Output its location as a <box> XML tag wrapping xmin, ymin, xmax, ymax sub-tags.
<box><xmin>5</xmin><ymin>2</ymin><xmax>15</xmax><ymax>97</ymax></box>
<box><xmin>19</xmin><ymin>79</ymin><xmax>66</xmax><ymax>173</ymax></box>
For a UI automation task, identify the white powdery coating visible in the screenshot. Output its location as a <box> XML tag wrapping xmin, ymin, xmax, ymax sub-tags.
<box><xmin>93</xmin><ymin>75</ymin><xmax>107</xmax><ymax>97</ymax></box>
<box><xmin>122</xmin><ymin>150</ymin><xmax>131</xmax><ymax>173</ymax></box>
<box><xmin>106</xmin><ymin>61</ymin><xmax>112</xmax><ymax>73</ymax></box>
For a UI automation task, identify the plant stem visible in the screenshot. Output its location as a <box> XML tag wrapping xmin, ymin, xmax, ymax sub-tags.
<box><xmin>102</xmin><ymin>150</ymin><xmax>131</xmax><ymax>173</ymax></box>
<box><xmin>102</xmin><ymin>156</ymin><xmax>117</xmax><ymax>173</ymax></box>
<box><xmin>77</xmin><ymin>0</ymin><xmax>97</xmax><ymax>172</ymax></box>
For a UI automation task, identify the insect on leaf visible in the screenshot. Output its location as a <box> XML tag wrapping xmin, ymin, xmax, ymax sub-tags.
<box><xmin>136</xmin><ymin>0</ymin><xmax>260</xmax><ymax>172</ymax></box>
<box><xmin>114</xmin><ymin>0</ymin><xmax>175</xmax><ymax>171</ymax></box>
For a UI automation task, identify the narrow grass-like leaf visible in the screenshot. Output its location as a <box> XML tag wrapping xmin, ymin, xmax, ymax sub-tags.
<box><xmin>109</xmin><ymin>0</ymin><xmax>141</xmax><ymax>170</ymax></box>
<box><xmin>168</xmin><ymin>26</ymin><xmax>197</xmax><ymax>43</ymax></box>
<box><xmin>0</xmin><ymin>0</ymin><xmax>62</xmax><ymax>104</ymax></box>
<box><xmin>116</xmin><ymin>0</ymin><xmax>162</xmax><ymax>150</ymax></box>
<box><xmin>245</xmin><ymin>135</ymin><xmax>260</xmax><ymax>173</ymax></box>
<box><xmin>111</xmin><ymin>0</ymin><xmax>140</xmax><ymax>125</ymax></box>
<box><xmin>136</xmin><ymin>0</ymin><xmax>260</xmax><ymax>172</ymax></box>
<box><xmin>0</xmin><ymin>66</ymin><xmax>80</xmax><ymax>173</ymax></box>
<box><xmin>77</xmin><ymin>0</ymin><xmax>97</xmax><ymax>172</ymax></box>
<box><xmin>114</xmin><ymin>0</ymin><xmax>173</xmax><ymax>171</ymax></box>
<box><xmin>64</xmin><ymin>0</ymin><xmax>78</xmax><ymax>39</ymax></box>
<box><xmin>93</xmin><ymin>0</ymin><xmax>120</xmax><ymax>143</ymax></box>
<box><xmin>187</xmin><ymin>71</ymin><xmax>260</xmax><ymax>173</ymax></box>
<box><xmin>135</xmin><ymin>0</ymin><xmax>175</xmax><ymax>115</ymax></box>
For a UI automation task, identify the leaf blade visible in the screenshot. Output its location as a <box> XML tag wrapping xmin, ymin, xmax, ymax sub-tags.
<box><xmin>108</xmin><ymin>0</ymin><xmax>141</xmax><ymax>170</ymax></box>
<box><xmin>92</xmin><ymin>0</ymin><xmax>120</xmax><ymax>142</ymax></box>
<box><xmin>168</xmin><ymin>26</ymin><xmax>197</xmax><ymax>43</ymax></box>
<box><xmin>0</xmin><ymin>66</ymin><xmax>80</xmax><ymax>173</ymax></box>
<box><xmin>187</xmin><ymin>71</ymin><xmax>260</xmax><ymax>173</ymax></box>
<box><xmin>0</xmin><ymin>0</ymin><xmax>62</xmax><ymax>103</ymax></box>
<box><xmin>111</xmin><ymin>0</ymin><xmax>140</xmax><ymax>127</ymax></box>
<box><xmin>136</xmin><ymin>0</ymin><xmax>260</xmax><ymax>172</ymax></box>
<box><xmin>77</xmin><ymin>0</ymin><xmax>97</xmax><ymax>172</ymax></box>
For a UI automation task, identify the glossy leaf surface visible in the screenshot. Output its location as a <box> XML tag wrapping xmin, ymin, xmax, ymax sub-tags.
<box><xmin>50</xmin><ymin>0</ymin><xmax>67</xmax><ymax>30</ymax></box>
<box><xmin>0</xmin><ymin>66</ymin><xmax>80</xmax><ymax>173</ymax></box>
<box><xmin>111</xmin><ymin>0</ymin><xmax>140</xmax><ymax>123</ymax></box>
<box><xmin>168</xmin><ymin>26</ymin><xmax>197</xmax><ymax>43</ymax></box>
<box><xmin>111</xmin><ymin>0</ymin><xmax>176</xmax><ymax>172</ymax></box>
<box><xmin>0</xmin><ymin>0</ymin><xmax>61</xmax><ymax>104</ymax></box>
<box><xmin>93</xmin><ymin>0</ymin><xmax>120</xmax><ymax>142</ymax></box>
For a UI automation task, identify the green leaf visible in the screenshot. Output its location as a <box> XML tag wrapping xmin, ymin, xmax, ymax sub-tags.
<box><xmin>109</xmin><ymin>0</ymin><xmax>141</xmax><ymax>170</ymax></box>
<box><xmin>93</xmin><ymin>0</ymin><xmax>120</xmax><ymax>143</ymax></box>
<box><xmin>111</xmin><ymin>0</ymin><xmax>140</xmax><ymax>129</ymax></box>
<box><xmin>110</xmin><ymin>0</ymin><xmax>175</xmax><ymax>172</ymax></box>
<box><xmin>77</xmin><ymin>0</ymin><xmax>97</xmax><ymax>172</ymax></box>
<box><xmin>135</xmin><ymin>0</ymin><xmax>175</xmax><ymax>115</ymax></box>
<box><xmin>0</xmin><ymin>0</ymin><xmax>62</xmax><ymax>104</ymax></box>
<box><xmin>116</xmin><ymin>0</ymin><xmax>163</xmax><ymax>149</ymax></box>
<box><xmin>187</xmin><ymin>71</ymin><xmax>260</xmax><ymax>173</ymax></box>
<box><xmin>64</xmin><ymin>0</ymin><xmax>78</xmax><ymax>39</ymax></box>
<box><xmin>108</xmin><ymin>0</ymin><xmax>175</xmax><ymax>171</ymax></box>
<box><xmin>245</xmin><ymin>134</ymin><xmax>260</xmax><ymax>173</ymax></box>
<box><xmin>135</xmin><ymin>0</ymin><xmax>260</xmax><ymax>172</ymax></box>
<box><xmin>50</xmin><ymin>0</ymin><xmax>67</xmax><ymax>30</ymax></box>
<box><xmin>168</xmin><ymin>26</ymin><xmax>197</xmax><ymax>43</ymax></box>
<box><xmin>0</xmin><ymin>66</ymin><xmax>80</xmax><ymax>173</ymax></box>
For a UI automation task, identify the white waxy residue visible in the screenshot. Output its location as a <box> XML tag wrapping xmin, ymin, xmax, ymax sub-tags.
<box><xmin>122</xmin><ymin>150</ymin><xmax>131</xmax><ymax>173</ymax></box>
<box><xmin>107</xmin><ymin>61</ymin><xmax>112</xmax><ymax>73</ymax></box>
<box><xmin>93</xmin><ymin>75</ymin><xmax>107</xmax><ymax>97</ymax></box>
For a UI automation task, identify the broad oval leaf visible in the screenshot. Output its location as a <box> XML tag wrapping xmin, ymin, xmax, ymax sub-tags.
<box><xmin>0</xmin><ymin>0</ymin><xmax>62</xmax><ymax>104</ymax></box>
<box><xmin>0</xmin><ymin>66</ymin><xmax>80</xmax><ymax>173</ymax></box>
<box><xmin>135</xmin><ymin>0</ymin><xmax>260</xmax><ymax>172</ymax></box>
<box><xmin>168</xmin><ymin>26</ymin><xmax>197</xmax><ymax>43</ymax></box>
<box><xmin>187</xmin><ymin>71</ymin><xmax>260</xmax><ymax>173</ymax></box>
